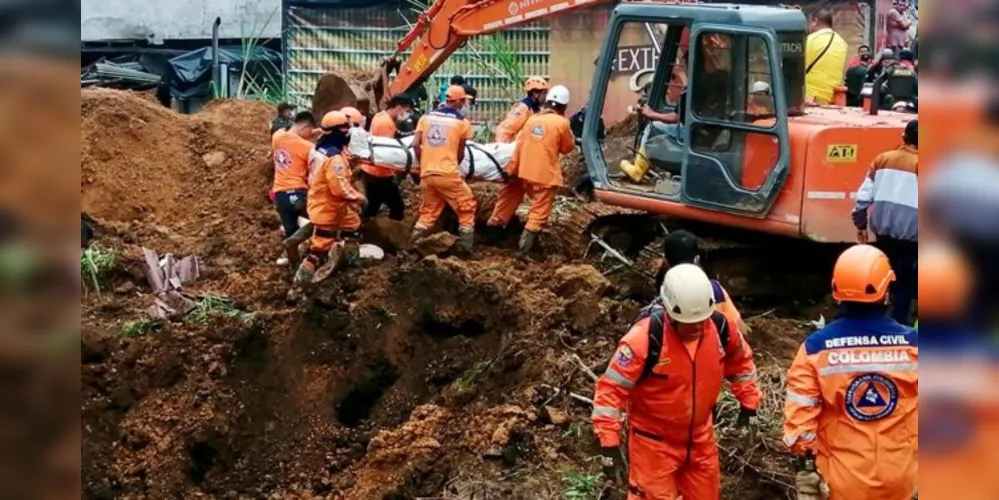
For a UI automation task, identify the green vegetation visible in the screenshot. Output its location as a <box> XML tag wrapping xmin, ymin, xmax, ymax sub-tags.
<box><xmin>561</xmin><ymin>469</ymin><xmax>604</xmax><ymax>500</ymax></box>
<box><xmin>0</xmin><ymin>243</ymin><xmax>41</xmax><ymax>288</ymax></box>
<box><xmin>122</xmin><ymin>319</ymin><xmax>157</xmax><ymax>338</ymax></box>
<box><xmin>188</xmin><ymin>295</ymin><xmax>255</xmax><ymax>325</ymax></box>
<box><xmin>456</xmin><ymin>360</ymin><xmax>493</xmax><ymax>390</ymax></box>
<box><xmin>81</xmin><ymin>245</ymin><xmax>118</xmax><ymax>295</ymax></box>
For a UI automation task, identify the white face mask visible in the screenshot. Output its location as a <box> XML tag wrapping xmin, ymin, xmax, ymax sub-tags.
<box><xmin>398</xmin><ymin>112</ymin><xmax>412</xmax><ymax>122</ymax></box>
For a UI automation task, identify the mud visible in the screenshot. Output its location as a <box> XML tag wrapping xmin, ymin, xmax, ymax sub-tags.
<box><xmin>81</xmin><ymin>90</ymin><xmax>824</xmax><ymax>500</ymax></box>
<box><xmin>312</xmin><ymin>73</ymin><xmax>375</xmax><ymax>123</ymax></box>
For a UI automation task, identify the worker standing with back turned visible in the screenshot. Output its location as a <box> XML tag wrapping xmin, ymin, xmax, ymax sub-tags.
<box><xmin>271</xmin><ymin>111</ymin><xmax>317</xmax><ymax>268</ymax></box>
<box><xmin>783</xmin><ymin>244</ymin><xmax>917</xmax><ymax>500</ymax></box>
<box><xmin>852</xmin><ymin>119</ymin><xmax>918</xmax><ymax>325</ymax></box>
<box><xmin>486</xmin><ymin>85</ymin><xmax>575</xmax><ymax>259</ymax></box>
<box><xmin>593</xmin><ymin>264</ymin><xmax>761</xmax><ymax>500</ymax></box>
<box><xmin>495</xmin><ymin>76</ymin><xmax>549</xmax><ymax>143</ymax></box>
<box><xmin>804</xmin><ymin>9</ymin><xmax>847</xmax><ymax>105</ymax></box>
<box><xmin>411</xmin><ymin>85</ymin><xmax>477</xmax><ymax>254</ymax></box>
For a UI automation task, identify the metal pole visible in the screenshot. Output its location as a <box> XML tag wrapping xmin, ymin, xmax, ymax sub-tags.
<box><xmin>212</xmin><ymin>17</ymin><xmax>222</xmax><ymax>98</ymax></box>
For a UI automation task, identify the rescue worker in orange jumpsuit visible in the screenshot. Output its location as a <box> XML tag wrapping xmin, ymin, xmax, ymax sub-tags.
<box><xmin>593</xmin><ymin>264</ymin><xmax>761</xmax><ymax>500</ymax></box>
<box><xmin>288</xmin><ymin>111</ymin><xmax>366</xmax><ymax>300</ymax></box>
<box><xmin>361</xmin><ymin>95</ymin><xmax>415</xmax><ymax>221</ymax></box>
<box><xmin>494</xmin><ymin>76</ymin><xmax>549</xmax><ymax>143</ymax></box>
<box><xmin>652</xmin><ymin>230</ymin><xmax>751</xmax><ymax>337</ymax></box>
<box><xmin>486</xmin><ymin>84</ymin><xmax>575</xmax><ymax>259</ymax></box>
<box><xmin>918</xmin><ymin>242</ymin><xmax>999</xmax><ymax>499</ymax></box>
<box><xmin>271</xmin><ymin>111</ymin><xmax>318</xmax><ymax>267</ymax></box>
<box><xmin>783</xmin><ymin>244</ymin><xmax>918</xmax><ymax>500</ymax></box>
<box><xmin>411</xmin><ymin>85</ymin><xmax>476</xmax><ymax>254</ymax></box>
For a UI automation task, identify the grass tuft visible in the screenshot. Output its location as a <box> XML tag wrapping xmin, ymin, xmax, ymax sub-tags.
<box><xmin>188</xmin><ymin>294</ymin><xmax>255</xmax><ymax>325</ymax></box>
<box><xmin>561</xmin><ymin>469</ymin><xmax>604</xmax><ymax>500</ymax></box>
<box><xmin>81</xmin><ymin>245</ymin><xmax>118</xmax><ymax>295</ymax></box>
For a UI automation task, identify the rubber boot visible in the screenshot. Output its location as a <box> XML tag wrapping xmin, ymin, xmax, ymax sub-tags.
<box><xmin>517</xmin><ymin>230</ymin><xmax>538</xmax><ymax>261</ymax></box>
<box><xmin>619</xmin><ymin>147</ymin><xmax>649</xmax><ymax>183</ymax></box>
<box><xmin>409</xmin><ymin>225</ymin><xmax>429</xmax><ymax>247</ymax></box>
<box><xmin>287</xmin><ymin>256</ymin><xmax>318</xmax><ymax>303</ymax></box>
<box><xmin>282</xmin><ymin>223</ymin><xmax>313</xmax><ymax>269</ymax></box>
<box><xmin>456</xmin><ymin>226</ymin><xmax>475</xmax><ymax>256</ymax></box>
<box><xmin>312</xmin><ymin>243</ymin><xmax>344</xmax><ymax>284</ymax></box>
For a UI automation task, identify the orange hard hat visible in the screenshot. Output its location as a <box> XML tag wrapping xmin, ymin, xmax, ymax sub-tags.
<box><xmin>918</xmin><ymin>243</ymin><xmax>973</xmax><ymax>318</ymax></box>
<box><xmin>524</xmin><ymin>76</ymin><xmax>549</xmax><ymax>92</ymax></box>
<box><xmin>340</xmin><ymin>106</ymin><xmax>363</xmax><ymax>126</ymax></box>
<box><xmin>321</xmin><ymin>110</ymin><xmax>349</xmax><ymax>129</ymax></box>
<box><xmin>831</xmin><ymin>244</ymin><xmax>896</xmax><ymax>303</ymax></box>
<box><xmin>445</xmin><ymin>84</ymin><xmax>467</xmax><ymax>101</ymax></box>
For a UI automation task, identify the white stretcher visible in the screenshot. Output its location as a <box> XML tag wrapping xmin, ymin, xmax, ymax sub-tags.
<box><xmin>350</xmin><ymin>132</ymin><xmax>515</xmax><ymax>182</ymax></box>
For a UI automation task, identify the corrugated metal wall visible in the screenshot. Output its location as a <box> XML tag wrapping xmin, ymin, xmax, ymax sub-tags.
<box><xmin>285</xmin><ymin>5</ymin><xmax>550</xmax><ymax>122</ymax></box>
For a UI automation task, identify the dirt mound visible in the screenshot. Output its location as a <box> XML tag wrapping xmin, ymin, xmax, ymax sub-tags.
<box><xmin>312</xmin><ymin>73</ymin><xmax>375</xmax><ymax>122</ymax></box>
<box><xmin>81</xmin><ymin>89</ymin><xmax>817</xmax><ymax>500</ymax></box>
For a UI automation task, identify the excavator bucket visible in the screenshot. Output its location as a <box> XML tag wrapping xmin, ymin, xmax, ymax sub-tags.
<box><xmin>310</xmin><ymin>58</ymin><xmax>401</xmax><ymax>121</ymax></box>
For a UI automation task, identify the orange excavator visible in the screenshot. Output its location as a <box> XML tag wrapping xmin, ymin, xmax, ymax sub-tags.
<box><xmin>368</xmin><ymin>0</ymin><xmax>915</xmax><ymax>248</ymax></box>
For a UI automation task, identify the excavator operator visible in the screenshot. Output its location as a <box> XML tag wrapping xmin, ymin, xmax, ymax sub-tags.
<box><xmin>495</xmin><ymin>76</ymin><xmax>549</xmax><ymax>142</ymax></box>
<box><xmin>486</xmin><ymin>85</ymin><xmax>576</xmax><ymax>260</ymax></box>
<box><xmin>411</xmin><ymin>85</ymin><xmax>477</xmax><ymax>254</ymax></box>
<box><xmin>783</xmin><ymin>244</ymin><xmax>918</xmax><ymax>500</ymax></box>
<box><xmin>593</xmin><ymin>264</ymin><xmax>761</xmax><ymax>500</ymax></box>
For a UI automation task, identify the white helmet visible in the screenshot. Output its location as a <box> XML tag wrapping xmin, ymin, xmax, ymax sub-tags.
<box><xmin>660</xmin><ymin>264</ymin><xmax>716</xmax><ymax>324</ymax></box>
<box><xmin>547</xmin><ymin>85</ymin><xmax>570</xmax><ymax>105</ymax></box>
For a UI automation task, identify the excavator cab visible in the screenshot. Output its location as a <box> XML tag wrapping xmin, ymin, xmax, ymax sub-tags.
<box><xmin>583</xmin><ymin>4</ymin><xmax>805</xmax><ymax>217</ymax></box>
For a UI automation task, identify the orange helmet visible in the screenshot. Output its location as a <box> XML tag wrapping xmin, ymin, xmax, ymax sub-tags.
<box><xmin>321</xmin><ymin>110</ymin><xmax>349</xmax><ymax>129</ymax></box>
<box><xmin>445</xmin><ymin>84</ymin><xmax>467</xmax><ymax>101</ymax></box>
<box><xmin>524</xmin><ymin>76</ymin><xmax>549</xmax><ymax>92</ymax></box>
<box><xmin>831</xmin><ymin>244</ymin><xmax>896</xmax><ymax>303</ymax></box>
<box><xmin>918</xmin><ymin>242</ymin><xmax>973</xmax><ymax>318</ymax></box>
<box><xmin>340</xmin><ymin>106</ymin><xmax>364</xmax><ymax>126</ymax></box>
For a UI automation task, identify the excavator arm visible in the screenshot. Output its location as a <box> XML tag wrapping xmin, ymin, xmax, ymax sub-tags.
<box><xmin>380</xmin><ymin>0</ymin><xmax>694</xmax><ymax>105</ymax></box>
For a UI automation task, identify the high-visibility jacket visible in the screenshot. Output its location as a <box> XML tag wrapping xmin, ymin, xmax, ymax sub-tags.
<box><xmin>415</xmin><ymin>107</ymin><xmax>473</xmax><ymax>177</ymax></box>
<box><xmin>784</xmin><ymin>312</ymin><xmax>918</xmax><ymax>500</ymax></box>
<box><xmin>593</xmin><ymin>305</ymin><xmax>761</xmax><ymax>449</ymax></box>
<box><xmin>307</xmin><ymin>152</ymin><xmax>364</xmax><ymax>228</ymax></box>
<box><xmin>271</xmin><ymin>129</ymin><xmax>313</xmax><ymax>193</ymax></box>
<box><xmin>495</xmin><ymin>97</ymin><xmax>540</xmax><ymax>143</ymax></box>
<box><xmin>507</xmin><ymin>109</ymin><xmax>575</xmax><ymax>187</ymax></box>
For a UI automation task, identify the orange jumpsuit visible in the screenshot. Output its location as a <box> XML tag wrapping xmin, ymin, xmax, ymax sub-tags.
<box><xmin>593</xmin><ymin>305</ymin><xmax>761</xmax><ymax>500</ymax></box>
<box><xmin>494</xmin><ymin>98</ymin><xmax>540</xmax><ymax>143</ymax></box>
<box><xmin>488</xmin><ymin>110</ymin><xmax>575</xmax><ymax>232</ymax></box>
<box><xmin>783</xmin><ymin>313</ymin><xmax>918</xmax><ymax>500</ymax></box>
<box><xmin>414</xmin><ymin>108</ymin><xmax>476</xmax><ymax>231</ymax></box>
<box><xmin>306</xmin><ymin>152</ymin><xmax>364</xmax><ymax>252</ymax></box>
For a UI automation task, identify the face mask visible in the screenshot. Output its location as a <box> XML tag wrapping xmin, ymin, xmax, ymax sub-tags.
<box><xmin>398</xmin><ymin>112</ymin><xmax>412</xmax><ymax>122</ymax></box>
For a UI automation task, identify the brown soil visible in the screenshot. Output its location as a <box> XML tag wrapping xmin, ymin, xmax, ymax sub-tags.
<box><xmin>312</xmin><ymin>73</ymin><xmax>376</xmax><ymax>123</ymax></box>
<box><xmin>81</xmin><ymin>90</ymin><xmax>824</xmax><ymax>500</ymax></box>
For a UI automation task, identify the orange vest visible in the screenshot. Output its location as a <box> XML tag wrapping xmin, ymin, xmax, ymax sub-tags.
<box><xmin>416</xmin><ymin>108</ymin><xmax>473</xmax><ymax>177</ymax></box>
<box><xmin>495</xmin><ymin>99</ymin><xmax>536</xmax><ymax>143</ymax></box>
<box><xmin>271</xmin><ymin>129</ymin><xmax>313</xmax><ymax>192</ymax></box>
<box><xmin>307</xmin><ymin>153</ymin><xmax>364</xmax><ymax>225</ymax></box>
<box><xmin>510</xmin><ymin>109</ymin><xmax>575</xmax><ymax>187</ymax></box>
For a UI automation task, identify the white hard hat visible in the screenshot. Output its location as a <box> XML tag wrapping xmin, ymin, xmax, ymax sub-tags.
<box><xmin>750</xmin><ymin>81</ymin><xmax>771</xmax><ymax>95</ymax></box>
<box><xmin>660</xmin><ymin>264</ymin><xmax>716</xmax><ymax>324</ymax></box>
<box><xmin>547</xmin><ymin>85</ymin><xmax>570</xmax><ymax>105</ymax></box>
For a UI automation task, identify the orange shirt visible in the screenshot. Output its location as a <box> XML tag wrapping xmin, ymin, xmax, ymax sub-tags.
<box><xmin>362</xmin><ymin>111</ymin><xmax>399</xmax><ymax>178</ymax></box>
<box><xmin>271</xmin><ymin>129</ymin><xmax>314</xmax><ymax>192</ymax></box>
<box><xmin>307</xmin><ymin>153</ymin><xmax>364</xmax><ymax>226</ymax></box>
<box><xmin>509</xmin><ymin>110</ymin><xmax>575</xmax><ymax>187</ymax></box>
<box><xmin>495</xmin><ymin>99</ymin><xmax>536</xmax><ymax>143</ymax></box>
<box><xmin>415</xmin><ymin>108</ymin><xmax>472</xmax><ymax>177</ymax></box>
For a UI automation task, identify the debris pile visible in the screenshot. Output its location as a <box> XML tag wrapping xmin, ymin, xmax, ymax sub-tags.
<box><xmin>81</xmin><ymin>90</ymin><xmax>821</xmax><ymax>499</ymax></box>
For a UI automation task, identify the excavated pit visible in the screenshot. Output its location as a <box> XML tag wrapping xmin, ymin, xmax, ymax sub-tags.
<box><xmin>81</xmin><ymin>90</ymin><xmax>822</xmax><ymax>500</ymax></box>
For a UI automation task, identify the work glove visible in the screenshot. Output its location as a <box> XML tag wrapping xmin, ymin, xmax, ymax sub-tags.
<box><xmin>795</xmin><ymin>453</ymin><xmax>830</xmax><ymax>500</ymax></box>
<box><xmin>600</xmin><ymin>446</ymin><xmax>625</xmax><ymax>484</ymax></box>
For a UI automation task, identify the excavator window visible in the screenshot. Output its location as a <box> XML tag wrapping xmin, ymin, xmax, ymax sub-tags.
<box><xmin>680</xmin><ymin>25</ymin><xmax>790</xmax><ymax>215</ymax></box>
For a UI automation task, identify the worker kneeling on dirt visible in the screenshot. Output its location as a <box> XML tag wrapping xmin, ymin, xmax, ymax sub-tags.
<box><xmin>593</xmin><ymin>264</ymin><xmax>761</xmax><ymax>500</ymax></box>
<box><xmin>272</xmin><ymin>111</ymin><xmax>318</xmax><ymax>267</ymax></box>
<box><xmin>495</xmin><ymin>76</ymin><xmax>549</xmax><ymax>143</ymax></box>
<box><xmin>411</xmin><ymin>85</ymin><xmax>476</xmax><ymax>253</ymax></box>
<box><xmin>783</xmin><ymin>244</ymin><xmax>918</xmax><ymax>500</ymax></box>
<box><xmin>289</xmin><ymin>111</ymin><xmax>366</xmax><ymax>298</ymax></box>
<box><xmin>360</xmin><ymin>95</ymin><xmax>415</xmax><ymax>222</ymax></box>
<box><xmin>654</xmin><ymin>230</ymin><xmax>751</xmax><ymax>337</ymax></box>
<box><xmin>486</xmin><ymin>85</ymin><xmax>575</xmax><ymax>260</ymax></box>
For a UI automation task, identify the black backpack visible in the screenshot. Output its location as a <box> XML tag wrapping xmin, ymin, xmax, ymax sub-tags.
<box><xmin>634</xmin><ymin>302</ymin><xmax>731</xmax><ymax>382</ymax></box>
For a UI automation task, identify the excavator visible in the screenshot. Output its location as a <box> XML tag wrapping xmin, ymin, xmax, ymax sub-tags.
<box><xmin>346</xmin><ymin>0</ymin><xmax>917</xmax><ymax>297</ymax></box>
